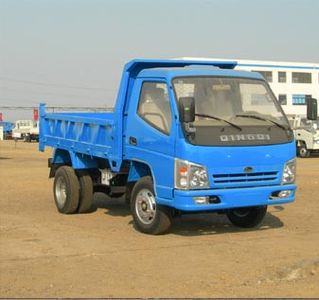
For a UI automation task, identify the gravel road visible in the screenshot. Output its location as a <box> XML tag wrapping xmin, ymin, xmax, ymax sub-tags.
<box><xmin>1</xmin><ymin>141</ymin><xmax>318</xmax><ymax>297</ymax></box>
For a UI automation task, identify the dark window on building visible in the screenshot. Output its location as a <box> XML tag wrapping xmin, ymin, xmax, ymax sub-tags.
<box><xmin>253</xmin><ymin>70</ymin><xmax>272</xmax><ymax>83</ymax></box>
<box><xmin>278</xmin><ymin>94</ymin><xmax>287</xmax><ymax>105</ymax></box>
<box><xmin>292</xmin><ymin>94</ymin><xmax>312</xmax><ymax>105</ymax></box>
<box><xmin>278</xmin><ymin>72</ymin><xmax>286</xmax><ymax>83</ymax></box>
<box><xmin>292</xmin><ymin>72</ymin><xmax>312</xmax><ymax>83</ymax></box>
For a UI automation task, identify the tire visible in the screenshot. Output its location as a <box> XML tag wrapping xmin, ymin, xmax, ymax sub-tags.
<box><xmin>77</xmin><ymin>172</ymin><xmax>93</xmax><ymax>213</ymax></box>
<box><xmin>298</xmin><ymin>144</ymin><xmax>310</xmax><ymax>158</ymax></box>
<box><xmin>53</xmin><ymin>166</ymin><xmax>80</xmax><ymax>214</ymax></box>
<box><xmin>226</xmin><ymin>206</ymin><xmax>267</xmax><ymax>228</ymax></box>
<box><xmin>131</xmin><ymin>176</ymin><xmax>172</xmax><ymax>235</ymax></box>
<box><xmin>24</xmin><ymin>134</ymin><xmax>31</xmax><ymax>143</ymax></box>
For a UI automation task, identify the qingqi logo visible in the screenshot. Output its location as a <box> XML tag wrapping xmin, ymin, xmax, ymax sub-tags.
<box><xmin>244</xmin><ymin>166</ymin><xmax>253</xmax><ymax>173</ymax></box>
<box><xmin>220</xmin><ymin>134</ymin><xmax>271</xmax><ymax>142</ymax></box>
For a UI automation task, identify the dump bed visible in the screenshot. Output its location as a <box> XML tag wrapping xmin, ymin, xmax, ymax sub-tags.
<box><xmin>39</xmin><ymin>104</ymin><xmax>116</xmax><ymax>162</ymax></box>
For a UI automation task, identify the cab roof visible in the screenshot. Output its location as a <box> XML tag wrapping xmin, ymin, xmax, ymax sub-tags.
<box><xmin>137</xmin><ymin>66</ymin><xmax>264</xmax><ymax>81</ymax></box>
<box><xmin>123</xmin><ymin>59</ymin><xmax>264</xmax><ymax>81</ymax></box>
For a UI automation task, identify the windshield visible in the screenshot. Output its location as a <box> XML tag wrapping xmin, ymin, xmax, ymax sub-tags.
<box><xmin>173</xmin><ymin>77</ymin><xmax>292</xmax><ymax>146</ymax></box>
<box><xmin>173</xmin><ymin>77</ymin><xmax>288</xmax><ymax>125</ymax></box>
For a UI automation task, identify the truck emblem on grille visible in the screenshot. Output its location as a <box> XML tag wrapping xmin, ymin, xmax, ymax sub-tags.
<box><xmin>220</xmin><ymin>134</ymin><xmax>271</xmax><ymax>142</ymax></box>
<box><xmin>244</xmin><ymin>166</ymin><xmax>253</xmax><ymax>173</ymax></box>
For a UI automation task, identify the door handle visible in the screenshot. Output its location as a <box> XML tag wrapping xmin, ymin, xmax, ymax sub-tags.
<box><xmin>129</xmin><ymin>136</ymin><xmax>137</xmax><ymax>145</ymax></box>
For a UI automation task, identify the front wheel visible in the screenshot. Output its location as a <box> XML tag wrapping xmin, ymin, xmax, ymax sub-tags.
<box><xmin>226</xmin><ymin>206</ymin><xmax>267</xmax><ymax>228</ymax></box>
<box><xmin>298</xmin><ymin>144</ymin><xmax>310</xmax><ymax>158</ymax></box>
<box><xmin>23</xmin><ymin>134</ymin><xmax>31</xmax><ymax>143</ymax></box>
<box><xmin>131</xmin><ymin>176</ymin><xmax>172</xmax><ymax>235</ymax></box>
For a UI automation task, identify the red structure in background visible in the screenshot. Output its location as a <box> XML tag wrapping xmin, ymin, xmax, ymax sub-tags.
<box><xmin>33</xmin><ymin>108</ymin><xmax>39</xmax><ymax>121</ymax></box>
<box><xmin>0</xmin><ymin>112</ymin><xmax>3</xmax><ymax>122</ymax></box>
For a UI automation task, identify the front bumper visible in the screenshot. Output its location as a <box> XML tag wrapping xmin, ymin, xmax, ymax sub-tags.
<box><xmin>158</xmin><ymin>184</ymin><xmax>296</xmax><ymax>211</ymax></box>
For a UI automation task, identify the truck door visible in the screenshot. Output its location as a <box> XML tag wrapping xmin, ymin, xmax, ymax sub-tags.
<box><xmin>125</xmin><ymin>80</ymin><xmax>176</xmax><ymax>200</ymax></box>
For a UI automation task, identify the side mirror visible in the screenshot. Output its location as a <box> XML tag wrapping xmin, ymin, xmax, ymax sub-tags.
<box><xmin>179</xmin><ymin>97</ymin><xmax>195</xmax><ymax>123</ymax></box>
<box><xmin>306</xmin><ymin>97</ymin><xmax>317</xmax><ymax>120</ymax></box>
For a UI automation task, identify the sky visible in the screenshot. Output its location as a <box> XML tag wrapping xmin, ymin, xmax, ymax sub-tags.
<box><xmin>0</xmin><ymin>0</ymin><xmax>318</xmax><ymax>121</ymax></box>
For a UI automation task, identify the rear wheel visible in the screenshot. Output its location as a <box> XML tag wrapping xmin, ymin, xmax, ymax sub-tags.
<box><xmin>226</xmin><ymin>206</ymin><xmax>267</xmax><ymax>228</ymax></box>
<box><xmin>77</xmin><ymin>172</ymin><xmax>93</xmax><ymax>213</ymax></box>
<box><xmin>131</xmin><ymin>176</ymin><xmax>172</xmax><ymax>235</ymax></box>
<box><xmin>53</xmin><ymin>166</ymin><xmax>80</xmax><ymax>214</ymax></box>
<box><xmin>23</xmin><ymin>134</ymin><xmax>31</xmax><ymax>142</ymax></box>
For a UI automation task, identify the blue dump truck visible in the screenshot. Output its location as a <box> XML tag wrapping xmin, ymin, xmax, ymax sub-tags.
<box><xmin>39</xmin><ymin>59</ymin><xmax>318</xmax><ymax>234</ymax></box>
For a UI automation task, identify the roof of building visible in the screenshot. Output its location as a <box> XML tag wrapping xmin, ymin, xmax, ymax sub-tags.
<box><xmin>179</xmin><ymin>57</ymin><xmax>319</xmax><ymax>70</ymax></box>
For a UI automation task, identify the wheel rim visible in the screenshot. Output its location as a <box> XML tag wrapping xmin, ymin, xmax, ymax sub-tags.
<box><xmin>135</xmin><ymin>188</ymin><xmax>156</xmax><ymax>225</ymax></box>
<box><xmin>299</xmin><ymin>147</ymin><xmax>307</xmax><ymax>157</ymax></box>
<box><xmin>55</xmin><ymin>176</ymin><xmax>67</xmax><ymax>207</ymax></box>
<box><xmin>232</xmin><ymin>207</ymin><xmax>251</xmax><ymax>217</ymax></box>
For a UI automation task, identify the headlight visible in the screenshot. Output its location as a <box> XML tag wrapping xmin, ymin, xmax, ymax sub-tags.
<box><xmin>175</xmin><ymin>158</ymin><xmax>209</xmax><ymax>190</ymax></box>
<box><xmin>282</xmin><ymin>159</ymin><xmax>296</xmax><ymax>184</ymax></box>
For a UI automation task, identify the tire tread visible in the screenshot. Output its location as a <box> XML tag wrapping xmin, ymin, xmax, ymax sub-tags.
<box><xmin>53</xmin><ymin>166</ymin><xmax>80</xmax><ymax>214</ymax></box>
<box><xmin>77</xmin><ymin>173</ymin><xmax>93</xmax><ymax>213</ymax></box>
<box><xmin>131</xmin><ymin>176</ymin><xmax>172</xmax><ymax>235</ymax></box>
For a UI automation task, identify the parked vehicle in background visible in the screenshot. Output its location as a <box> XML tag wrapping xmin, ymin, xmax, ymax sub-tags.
<box><xmin>288</xmin><ymin>115</ymin><xmax>319</xmax><ymax>157</ymax></box>
<box><xmin>0</xmin><ymin>121</ymin><xmax>14</xmax><ymax>139</ymax></box>
<box><xmin>12</xmin><ymin>120</ymin><xmax>39</xmax><ymax>142</ymax></box>
<box><xmin>39</xmin><ymin>59</ymin><xmax>317</xmax><ymax>235</ymax></box>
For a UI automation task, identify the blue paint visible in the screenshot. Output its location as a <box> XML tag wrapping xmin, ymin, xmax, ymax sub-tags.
<box><xmin>128</xmin><ymin>161</ymin><xmax>152</xmax><ymax>182</ymax></box>
<box><xmin>52</xmin><ymin>148</ymin><xmax>71</xmax><ymax>164</ymax></box>
<box><xmin>0</xmin><ymin>122</ymin><xmax>14</xmax><ymax>133</ymax></box>
<box><xmin>171</xmin><ymin>184</ymin><xmax>295</xmax><ymax>211</ymax></box>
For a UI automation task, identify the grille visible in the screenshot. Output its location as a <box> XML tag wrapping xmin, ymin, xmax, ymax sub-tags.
<box><xmin>212</xmin><ymin>171</ymin><xmax>279</xmax><ymax>187</ymax></box>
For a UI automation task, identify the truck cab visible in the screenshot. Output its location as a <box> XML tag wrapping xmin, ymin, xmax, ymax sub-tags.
<box><xmin>39</xmin><ymin>59</ymin><xmax>313</xmax><ymax>234</ymax></box>
<box><xmin>12</xmin><ymin>120</ymin><xmax>39</xmax><ymax>142</ymax></box>
<box><xmin>288</xmin><ymin>115</ymin><xmax>319</xmax><ymax>157</ymax></box>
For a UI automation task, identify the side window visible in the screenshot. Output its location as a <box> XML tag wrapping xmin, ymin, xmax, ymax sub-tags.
<box><xmin>137</xmin><ymin>82</ymin><xmax>172</xmax><ymax>134</ymax></box>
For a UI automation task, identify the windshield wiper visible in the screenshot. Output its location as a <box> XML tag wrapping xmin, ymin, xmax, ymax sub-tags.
<box><xmin>195</xmin><ymin>113</ymin><xmax>242</xmax><ymax>131</ymax></box>
<box><xmin>235</xmin><ymin>114</ymin><xmax>287</xmax><ymax>131</ymax></box>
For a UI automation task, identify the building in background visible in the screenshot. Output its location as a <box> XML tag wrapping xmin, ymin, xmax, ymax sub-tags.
<box><xmin>180</xmin><ymin>58</ymin><xmax>319</xmax><ymax>116</ymax></box>
<box><xmin>235</xmin><ymin>59</ymin><xmax>318</xmax><ymax>116</ymax></box>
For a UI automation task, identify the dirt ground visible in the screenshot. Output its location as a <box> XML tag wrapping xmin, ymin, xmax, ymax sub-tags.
<box><xmin>0</xmin><ymin>140</ymin><xmax>318</xmax><ymax>298</ymax></box>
